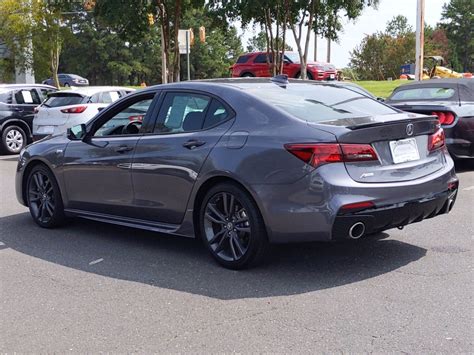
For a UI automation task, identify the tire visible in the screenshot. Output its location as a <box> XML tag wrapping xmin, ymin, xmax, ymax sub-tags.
<box><xmin>64</xmin><ymin>82</ymin><xmax>70</xmax><ymax>87</ymax></box>
<box><xmin>1</xmin><ymin>125</ymin><xmax>26</xmax><ymax>154</ymax></box>
<box><xmin>199</xmin><ymin>183</ymin><xmax>268</xmax><ymax>269</ymax></box>
<box><xmin>26</xmin><ymin>164</ymin><xmax>66</xmax><ymax>228</ymax></box>
<box><xmin>241</xmin><ymin>73</ymin><xmax>254</xmax><ymax>78</ymax></box>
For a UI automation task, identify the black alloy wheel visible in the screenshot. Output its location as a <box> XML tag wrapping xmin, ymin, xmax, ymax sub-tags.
<box><xmin>200</xmin><ymin>183</ymin><xmax>268</xmax><ymax>269</ymax></box>
<box><xmin>27</xmin><ymin>165</ymin><xmax>65</xmax><ymax>228</ymax></box>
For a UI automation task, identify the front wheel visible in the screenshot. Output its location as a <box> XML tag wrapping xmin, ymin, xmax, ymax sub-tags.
<box><xmin>26</xmin><ymin>165</ymin><xmax>66</xmax><ymax>228</ymax></box>
<box><xmin>199</xmin><ymin>183</ymin><xmax>268</xmax><ymax>269</ymax></box>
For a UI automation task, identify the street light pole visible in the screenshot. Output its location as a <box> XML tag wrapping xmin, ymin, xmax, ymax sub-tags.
<box><xmin>415</xmin><ymin>0</ymin><xmax>425</xmax><ymax>81</ymax></box>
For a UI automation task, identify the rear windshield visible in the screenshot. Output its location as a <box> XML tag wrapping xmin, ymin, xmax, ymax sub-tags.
<box><xmin>245</xmin><ymin>83</ymin><xmax>397</xmax><ymax>122</ymax></box>
<box><xmin>390</xmin><ymin>87</ymin><xmax>456</xmax><ymax>101</ymax></box>
<box><xmin>43</xmin><ymin>94</ymin><xmax>84</xmax><ymax>108</ymax></box>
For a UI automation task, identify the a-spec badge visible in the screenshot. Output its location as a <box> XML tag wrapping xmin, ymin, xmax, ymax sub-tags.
<box><xmin>406</xmin><ymin>123</ymin><xmax>414</xmax><ymax>136</ymax></box>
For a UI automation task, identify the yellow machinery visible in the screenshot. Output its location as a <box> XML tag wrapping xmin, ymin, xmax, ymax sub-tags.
<box><xmin>423</xmin><ymin>56</ymin><xmax>463</xmax><ymax>79</ymax></box>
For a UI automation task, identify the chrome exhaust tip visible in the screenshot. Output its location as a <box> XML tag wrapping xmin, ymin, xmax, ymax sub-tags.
<box><xmin>349</xmin><ymin>222</ymin><xmax>365</xmax><ymax>239</ymax></box>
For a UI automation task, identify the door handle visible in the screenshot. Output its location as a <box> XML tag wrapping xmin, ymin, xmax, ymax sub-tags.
<box><xmin>115</xmin><ymin>145</ymin><xmax>134</xmax><ymax>153</ymax></box>
<box><xmin>182</xmin><ymin>140</ymin><xmax>206</xmax><ymax>150</ymax></box>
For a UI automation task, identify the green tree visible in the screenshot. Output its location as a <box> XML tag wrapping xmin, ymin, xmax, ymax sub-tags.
<box><xmin>439</xmin><ymin>0</ymin><xmax>473</xmax><ymax>72</ymax></box>
<box><xmin>246</xmin><ymin>31</ymin><xmax>293</xmax><ymax>52</ymax></box>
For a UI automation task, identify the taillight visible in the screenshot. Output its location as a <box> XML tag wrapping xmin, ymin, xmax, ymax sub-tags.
<box><xmin>431</xmin><ymin>111</ymin><xmax>455</xmax><ymax>125</ymax></box>
<box><xmin>61</xmin><ymin>106</ymin><xmax>87</xmax><ymax>114</ymax></box>
<box><xmin>428</xmin><ymin>128</ymin><xmax>445</xmax><ymax>152</ymax></box>
<box><xmin>285</xmin><ymin>143</ymin><xmax>378</xmax><ymax>168</ymax></box>
<box><xmin>341</xmin><ymin>201</ymin><xmax>375</xmax><ymax>212</ymax></box>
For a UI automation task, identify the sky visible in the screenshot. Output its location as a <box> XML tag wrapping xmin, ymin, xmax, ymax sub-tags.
<box><xmin>238</xmin><ymin>0</ymin><xmax>448</xmax><ymax>68</ymax></box>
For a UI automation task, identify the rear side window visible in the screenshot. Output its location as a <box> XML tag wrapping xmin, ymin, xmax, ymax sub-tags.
<box><xmin>14</xmin><ymin>89</ymin><xmax>42</xmax><ymax>105</ymax></box>
<box><xmin>236</xmin><ymin>55</ymin><xmax>250</xmax><ymax>64</ymax></box>
<box><xmin>43</xmin><ymin>95</ymin><xmax>84</xmax><ymax>108</ymax></box>
<box><xmin>246</xmin><ymin>84</ymin><xmax>397</xmax><ymax>122</ymax></box>
<box><xmin>101</xmin><ymin>91</ymin><xmax>121</xmax><ymax>103</ymax></box>
<box><xmin>254</xmin><ymin>54</ymin><xmax>271</xmax><ymax>63</ymax></box>
<box><xmin>390</xmin><ymin>87</ymin><xmax>456</xmax><ymax>101</ymax></box>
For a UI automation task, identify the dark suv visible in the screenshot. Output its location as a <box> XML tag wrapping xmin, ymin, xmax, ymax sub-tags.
<box><xmin>42</xmin><ymin>74</ymin><xmax>89</xmax><ymax>87</ymax></box>
<box><xmin>230</xmin><ymin>52</ymin><xmax>337</xmax><ymax>80</ymax></box>
<box><xmin>0</xmin><ymin>84</ymin><xmax>57</xmax><ymax>154</ymax></box>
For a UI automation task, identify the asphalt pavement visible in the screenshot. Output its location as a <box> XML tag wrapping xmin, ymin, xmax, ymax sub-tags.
<box><xmin>1</xmin><ymin>154</ymin><xmax>473</xmax><ymax>353</ymax></box>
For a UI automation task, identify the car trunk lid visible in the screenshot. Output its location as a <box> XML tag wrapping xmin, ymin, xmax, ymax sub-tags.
<box><xmin>309</xmin><ymin>112</ymin><xmax>446</xmax><ymax>183</ymax></box>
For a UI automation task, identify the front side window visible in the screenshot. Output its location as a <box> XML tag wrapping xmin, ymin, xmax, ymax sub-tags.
<box><xmin>254</xmin><ymin>54</ymin><xmax>271</xmax><ymax>64</ymax></box>
<box><xmin>94</xmin><ymin>97</ymin><xmax>154</xmax><ymax>137</ymax></box>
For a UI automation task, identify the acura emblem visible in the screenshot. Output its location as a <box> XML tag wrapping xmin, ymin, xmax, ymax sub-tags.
<box><xmin>406</xmin><ymin>123</ymin><xmax>414</xmax><ymax>136</ymax></box>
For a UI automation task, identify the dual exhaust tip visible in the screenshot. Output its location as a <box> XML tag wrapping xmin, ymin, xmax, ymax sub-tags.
<box><xmin>349</xmin><ymin>222</ymin><xmax>366</xmax><ymax>239</ymax></box>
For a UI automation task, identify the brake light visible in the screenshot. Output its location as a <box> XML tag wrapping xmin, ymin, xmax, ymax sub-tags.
<box><xmin>285</xmin><ymin>143</ymin><xmax>378</xmax><ymax>168</ymax></box>
<box><xmin>431</xmin><ymin>111</ymin><xmax>455</xmax><ymax>125</ymax></box>
<box><xmin>61</xmin><ymin>106</ymin><xmax>87</xmax><ymax>114</ymax></box>
<box><xmin>428</xmin><ymin>128</ymin><xmax>445</xmax><ymax>152</ymax></box>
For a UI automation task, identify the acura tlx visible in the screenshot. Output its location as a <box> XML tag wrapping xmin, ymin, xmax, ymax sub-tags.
<box><xmin>16</xmin><ymin>76</ymin><xmax>459</xmax><ymax>269</ymax></box>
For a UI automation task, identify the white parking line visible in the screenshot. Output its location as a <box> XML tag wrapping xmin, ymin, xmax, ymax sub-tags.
<box><xmin>462</xmin><ymin>186</ymin><xmax>474</xmax><ymax>191</ymax></box>
<box><xmin>88</xmin><ymin>258</ymin><xmax>104</xmax><ymax>265</ymax></box>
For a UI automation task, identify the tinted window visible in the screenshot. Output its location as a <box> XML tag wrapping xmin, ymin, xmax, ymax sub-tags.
<box><xmin>246</xmin><ymin>84</ymin><xmax>397</xmax><ymax>122</ymax></box>
<box><xmin>43</xmin><ymin>94</ymin><xmax>84</xmax><ymax>107</ymax></box>
<box><xmin>254</xmin><ymin>54</ymin><xmax>271</xmax><ymax>63</ymax></box>
<box><xmin>14</xmin><ymin>89</ymin><xmax>42</xmax><ymax>105</ymax></box>
<box><xmin>203</xmin><ymin>100</ymin><xmax>231</xmax><ymax>129</ymax></box>
<box><xmin>390</xmin><ymin>87</ymin><xmax>456</xmax><ymax>101</ymax></box>
<box><xmin>155</xmin><ymin>93</ymin><xmax>212</xmax><ymax>133</ymax></box>
<box><xmin>94</xmin><ymin>98</ymin><xmax>154</xmax><ymax>137</ymax></box>
<box><xmin>236</xmin><ymin>55</ymin><xmax>250</xmax><ymax>64</ymax></box>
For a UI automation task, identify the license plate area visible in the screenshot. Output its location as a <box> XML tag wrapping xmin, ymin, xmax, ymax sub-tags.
<box><xmin>389</xmin><ymin>137</ymin><xmax>420</xmax><ymax>164</ymax></box>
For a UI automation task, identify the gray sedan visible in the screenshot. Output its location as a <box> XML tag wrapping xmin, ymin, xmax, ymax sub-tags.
<box><xmin>15</xmin><ymin>77</ymin><xmax>459</xmax><ymax>269</ymax></box>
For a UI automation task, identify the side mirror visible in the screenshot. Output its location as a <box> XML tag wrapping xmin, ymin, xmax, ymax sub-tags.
<box><xmin>376</xmin><ymin>97</ymin><xmax>385</xmax><ymax>102</ymax></box>
<box><xmin>97</xmin><ymin>107</ymin><xmax>105</xmax><ymax>112</ymax></box>
<box><xmin>67</xmin><ymin>123</ymin><xmax>87</xmax><ymax>140</ymax></box>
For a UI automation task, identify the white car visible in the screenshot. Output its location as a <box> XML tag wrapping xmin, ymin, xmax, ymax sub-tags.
<box><xmin>33</xmin><ymin>86</ymin><xmax>135</xmax><ymax>140</ymax></box>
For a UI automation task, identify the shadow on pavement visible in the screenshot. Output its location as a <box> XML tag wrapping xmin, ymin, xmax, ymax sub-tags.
<box><xmin>0</xmin><ymin>212</ymin><xmax>426</xmax><ymax>300</ymax></box>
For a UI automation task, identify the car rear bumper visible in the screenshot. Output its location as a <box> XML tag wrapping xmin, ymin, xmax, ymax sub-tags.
<box><xmin>331</xmin><ymin>186</ymin><xmax>457</xmax><ymax>240</ymax></box>
<box><xmin>252</xmin><ymin>153</ymin><xmax>457</xmax><ymax>243</ymax></box>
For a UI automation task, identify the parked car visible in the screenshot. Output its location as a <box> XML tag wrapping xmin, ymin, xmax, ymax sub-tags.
<box><xmin>0</xmin><ymin>84</ymin><xmax>57</xmax><ymax>154</ymax></box>
<box><xmin>42</xmin><ymin>74</ymin><xmax>89</xmax><ymax>87</ymax></box>
<box><xmin>386</xmin><ymin>78</ymin><xmax>474</xmax><ymax>160</ymax></box>
<box><xmin>33</xmin><ymin>86</ymin><xmax>135</xmax><ymax>141</ymax></box>
<box><xmin>231</xmin><ymin>52</ymin><xmax>337</xmax><ymax>80</ymax></box>
<box><xmin>16</xmin><ymin>77</ymin><xmax>458</xmax><ymax>269</ymax></box>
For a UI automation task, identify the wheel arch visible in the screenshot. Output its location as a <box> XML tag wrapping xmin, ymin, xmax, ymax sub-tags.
<box><xmin>191</xmin><ymin>174</ymin><xmax>271</xmax><ymax>240</ymax></box>
<box><xmin>1</xmin><ymin>119</ymin><xmax>32</xmax><ymax>142</ymax></box>
<box><xmin>21</xmin><ymin>159</ymin><xmax>59</xmax><ymax>207</ymax></box>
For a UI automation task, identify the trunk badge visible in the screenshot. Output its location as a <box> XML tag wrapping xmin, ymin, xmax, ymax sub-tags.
<box><xmin>406</xmin><ymin>123</ymin><xmax>414</xmax><ymax>136</ymax></box>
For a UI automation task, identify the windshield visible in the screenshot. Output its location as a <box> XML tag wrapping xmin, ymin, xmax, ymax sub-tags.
<box><xmin>284</xmin><ymin>52</ymin><xmax>300</xmax><ymax>63</ymax></box>
<box><xmin>43</xmin><ymin>94</ymin><xmax>85</xmax><ymax>108</ymax></box>
<box><xmin>390</xmin><ymin>87</ymin><xmax>456</xmax><ymax>101</ymax></box>
<box><xmin>245</xmin><ymin>83</ymin><xmax>397</xmax><ymax>122</ymax></box>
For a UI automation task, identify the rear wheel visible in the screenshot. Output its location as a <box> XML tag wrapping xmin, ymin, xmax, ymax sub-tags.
<box><xmin>1</xmin><ymin>125</ymin><xmax>26</xmax><ymax>154</ymax></box>
<box><xmin>241</xmin><ymin>73</ymin><xmax>254</xmax><ymax>78</ymax></box>
<box><xmin>199</xmin><ymin>183</ymin><xmax>268</xmax><ymax>269</ymax></box>
<box><xmin>26</xmin><ymin>164</ymin><xmax>66</xmax><ymax>228</ymax></box>
<box><xmin>64</xmin><ymin>82</ymin><xmax>70</xmax><ymax>87</ymax></box>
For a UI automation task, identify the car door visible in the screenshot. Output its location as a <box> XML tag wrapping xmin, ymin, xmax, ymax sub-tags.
<box><xmin>62</xmin><ymin>92</ymin><xmax>158</xmax><ymax>216</ymax></box>
<box><xmin>253</xmin><ymin>53</ymin><xmax>272</xmax><ymax>77</ymax></box>
<box><xmin>131</xmin><ymin>91</ymin><xmax>235</xmax><ymax>224</ymax></box>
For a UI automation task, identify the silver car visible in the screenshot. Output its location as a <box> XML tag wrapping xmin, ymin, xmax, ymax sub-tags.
<box><xmin>16</xmin><ymin>77</ymin><xmax>459</xmax><ymax>269</ymax></box>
